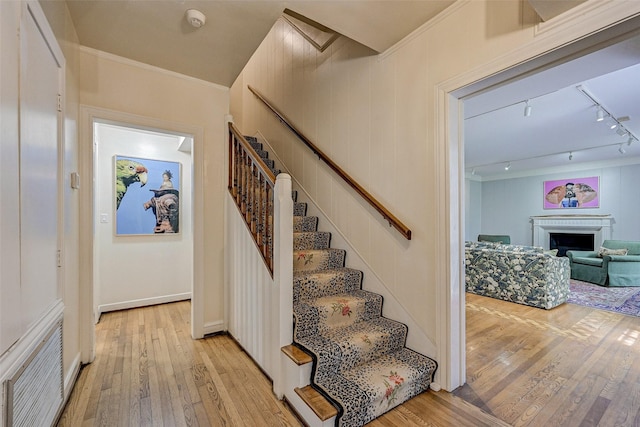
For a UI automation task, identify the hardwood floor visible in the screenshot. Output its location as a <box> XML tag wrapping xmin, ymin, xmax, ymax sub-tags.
<box><xmin>457</xmin><ymin>293</ymin><xmax>640</xmax><ymax>427</ymax></box>
<box><xmin>58</xmin><ymin>296</ymin><xmax>640</xmax><ymax>426</ymax></box>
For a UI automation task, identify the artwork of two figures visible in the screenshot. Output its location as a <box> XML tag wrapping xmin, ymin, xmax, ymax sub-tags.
<box><xmin>115</xmin><ymin>156</ymin><xmax>180</xmax><ymax>235</ymax></box>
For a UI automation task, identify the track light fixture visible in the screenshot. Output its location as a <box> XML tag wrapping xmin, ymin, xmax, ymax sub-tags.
<box><xmin>568</xmin><ymin>152</ymin><xmax>573</xmax><ymax>161</ymax></box>
<box><xmin>504</xmin><ymin>162</ymin><xmax>511</xmax><ymax>171</ymax></box>
<box><xmin>577</xmin><ymin>85</ymin><xmax>639</xmax><ymax>149</ymax></box>
<box><xmin>524</xmin><ymin>100</ymin><xmax>532</xmax><ymax>117</ymax></box>
<box><xmin>619</xmin><ymin>144</ymin><xmax>626</xmax><ymax>154</ymax></box>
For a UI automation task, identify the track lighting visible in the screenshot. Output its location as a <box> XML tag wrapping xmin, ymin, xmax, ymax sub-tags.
<box><xmin>471</xmin><ymin>168</ymin><xmax>476</xmax><ymax>175</ymax></box>
<box><xmin>569</xmin><ymin>152</ymin><xmax>573</xmax><ymax>161</ymax></box>
<box><xmin>504</xmin><ymin>162</ymin><xmax>511</xmax><ymax>171</ymax></box>
<box><xmin>618</xmin><ymin>144</ymin><xmax>626</xmax><ymax>154</ymax></box>
<box><xmin>524</xmin><ymin>101</ymin><xmax>532</xmax><ymax>117</ymax></box>
<box><xmin>577</xmin><ymin>85</ymin><xmax>638</xmax><ymax>147</ymax></box>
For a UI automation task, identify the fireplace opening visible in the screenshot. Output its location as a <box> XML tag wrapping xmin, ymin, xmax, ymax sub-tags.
<box><xmin>549</xmin><ymin>233</ymin><xmax>594</xmax><ymax>257</ymax></box>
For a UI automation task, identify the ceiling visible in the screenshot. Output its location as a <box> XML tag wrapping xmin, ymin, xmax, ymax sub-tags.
<box><xmin>465</xmin><ymin>32</ymin><xmax>640</xmax><ymax>180</ymax></box>
<box><xmin>63</xmin><ymin>0</ymin><xmax>454</xmax><ymax>87</ymax></box>
<box><xmin>61</xmin><ymin>1</ymin><xmax>640</xmax><ymax>181</ymax></box>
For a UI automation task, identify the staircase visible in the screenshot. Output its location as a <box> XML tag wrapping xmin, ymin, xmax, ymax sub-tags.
<box><xmin>245</xmin><ymin>136</ymin><xmax>437</xmax><ymax>426</ymax></box>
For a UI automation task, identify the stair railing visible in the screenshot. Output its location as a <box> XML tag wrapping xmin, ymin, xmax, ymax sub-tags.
<box><xmin>248</xmin><ymin>85</ymin><xmax>412</xmax><ymax>240</ymax></box>
<box><xmin>228</xmin><ymin>122</ymin><xmax>277</xmax><ymax>273</ymax></box>
<box><xmin>227</xmin><ymin>121</ymin><xmax>293</xmax><ymax>399</ymax></box>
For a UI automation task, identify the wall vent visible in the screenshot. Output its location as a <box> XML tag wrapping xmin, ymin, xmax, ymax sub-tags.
<box><xmin>4</xmin><ymin>320</ymin><xmax>63</xmax><ymax>427</ymax></box>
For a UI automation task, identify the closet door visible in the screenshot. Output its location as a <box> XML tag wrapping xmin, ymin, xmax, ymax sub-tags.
<box><xmin>0</xmin><ymin>1</ymin><xmax>22</xmax><ymax>354</ymax></box>
<box><xmin>19</xmin><ymin>2</ymin><xmax>63</xmax><ymax>330</ymax></box>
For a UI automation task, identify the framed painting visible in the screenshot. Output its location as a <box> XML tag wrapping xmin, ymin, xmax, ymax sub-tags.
<box><xmin>543</xmin><ymin>176</ymin><xmax>599</xmax><ymax>209</ymax></box>
<box><xmin>115</xmin><ymin>155</ymin><xmax>181</xmax><ymax>235</ymax></box>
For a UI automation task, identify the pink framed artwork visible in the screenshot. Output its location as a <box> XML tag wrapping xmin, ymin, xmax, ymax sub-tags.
<box><xmin>543</xmin><ymin>176</ymin><xmax>599</xmax><ymax>209</ymax></box>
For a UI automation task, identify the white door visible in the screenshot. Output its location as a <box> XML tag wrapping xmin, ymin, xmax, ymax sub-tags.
<box><xmin>19</xmin><ymin>3</ymin><xmax>63</xmax><ymax>330</ymax></box>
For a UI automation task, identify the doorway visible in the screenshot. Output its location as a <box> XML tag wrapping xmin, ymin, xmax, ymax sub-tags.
<box><xmin>79</xmin><ymin>107</ymin><xmax>205</xmax><ymax>363</ymax></box>
<box><xmin>436</xmin><ymin>4</ymin><xmax>640</xmax><ymax>392</ymax></box>
<box><xmin>92</xmin><ymin>122</ymin><xmax>193</xmax><ymax>321</ymax></box>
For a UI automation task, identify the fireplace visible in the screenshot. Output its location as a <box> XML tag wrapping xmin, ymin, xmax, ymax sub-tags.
<box><xmin>549</xmin><ymin>232</ymin><xmax>594</xmax><ymax>256</ymax></box>
<box><xmin>530</xmin><ymin>215</ymin><xmax>613</xmax><ymax>251</ymax></box>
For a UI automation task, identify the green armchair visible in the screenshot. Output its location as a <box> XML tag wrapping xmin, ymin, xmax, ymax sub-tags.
<box><xmin>567</xmin><ymin>240</ymin><xmax>640</xmax><ymax>287</ymax></box>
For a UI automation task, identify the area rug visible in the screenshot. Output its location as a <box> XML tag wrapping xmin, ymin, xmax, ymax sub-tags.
<box><xmin>568</xmin><ymin>279</ymin><xmax>640</xmax><ymax>317</ymax></box>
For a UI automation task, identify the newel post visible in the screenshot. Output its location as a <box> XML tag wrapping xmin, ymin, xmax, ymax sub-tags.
<box><xmin>272</xmin><ymin>173</ymin><xmax>293</xmax><ymax>399</ymax></box>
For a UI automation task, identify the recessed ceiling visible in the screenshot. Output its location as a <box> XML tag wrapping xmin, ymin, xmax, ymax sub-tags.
<box><xmin>464</xmin><ymin>33</ymin><xmax>640</xmax><ymax>180</ymax></box>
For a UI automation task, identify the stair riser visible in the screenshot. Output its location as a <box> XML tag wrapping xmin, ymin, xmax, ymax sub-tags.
<box><xmin>293</xmin><ymin>249</ymin><xmax>346</xmax><ymax>272</ymax></box>
<box><xmin>293</xmin><ymin>269</ymin><xmax>363</xmax><ymax>303</ymax></box>
<box><xmin>294</xmin><ymin>202</ymin><xmax>307</xmax><ymax>216</ymax></box>
<box><xmin>294</xmin><ymin>232</ymin><xmax>331</xmax><ymax>250</ymax></box>
<box><xmin>293</xmin><ymin>216</ymin><xmax>318</xmax><ymax>232</ymax></box>
<box><xmin>294</xmin><ymin>294</ymin><xmax>383</xmax><ymax>339</ymax></box>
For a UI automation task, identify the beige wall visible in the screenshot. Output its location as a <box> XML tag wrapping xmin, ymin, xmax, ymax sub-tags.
<box><xmin>79</xmin><ymin>48</ymin><xmax>229</xmax><ymax>331</ymax></box>
<box><xmin>231</xmin><ymin>0</ymin><xmax>640</xmax><ymax>380</ymax></box>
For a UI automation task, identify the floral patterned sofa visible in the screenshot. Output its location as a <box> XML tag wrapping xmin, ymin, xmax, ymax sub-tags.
<box><xmin>465</xmin><ymin>241</ymin><xmax>570</xmax><ymax>309</ymax></box>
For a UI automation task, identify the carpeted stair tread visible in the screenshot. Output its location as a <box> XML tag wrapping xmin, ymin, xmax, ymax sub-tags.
<box><xmin>294</xmin><ymin>290</ymin><xmax>384</xmax><ymax>338</ymax></box>
<box><xmin>326</xmin><ymin>348</ymin><xmax>437</xmax><ymax>426</ymax></box>
<box><xmin>293</xmin><ymin>248</ymin><xmax>346</xmax><ymax>272</ymax></box>
<box><xmin>293</xmin><ymin>268</ymin><xmax>363</xmax><ymax>302</ymax></box>
<box><xmin>294</xmin><ymin>202</ymin><xmax>307</xmax><ymax>216</ymax></box>
<box><xmin>255</xmin><ymin>148</ymin><xmax>269</xmax><ymax>159</ymax></box>
<box><xmin>245</xmin><ymin>137</ymin><xmax>262</xmax><ymax>151</ymax></box>
<box><xmin>293</xmin><ymin>216</ymin><xmax>318</xmax><ymax>232</ymax></box>
<box><xmin>260</xmin><ymin>158</ymin><xmax>275</xmax><ymax>169</ymax></box>
<box><xmin>294</xmin><ymin>231</ymin><xmax>331</xmax><ymax>250</ymax></box>
<box><xmin>312</xmin><ymin>317</ymin><xmax>408</xmax><ymax>370</ymax></box>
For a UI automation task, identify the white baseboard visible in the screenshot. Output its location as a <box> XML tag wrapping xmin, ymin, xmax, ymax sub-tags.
<box><xmin>203</xmin><ymin>320</ymin><xmax>225</xmax><ymax>336</ymax></box>
<box><xmin>98</xmin><ymin>292</ymin><xmax>191</xmax><ymax>314</ymax></box>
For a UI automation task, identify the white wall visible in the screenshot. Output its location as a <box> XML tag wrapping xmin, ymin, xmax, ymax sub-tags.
<box><xmin>95</xmin><ymin>123</ymin><xmax>192</xmax><ymax>313</ymax></box>
<box><xmin>474</xmin><ymin>163</ymin><xmax>640</xmax><ymax>245</ymax></box>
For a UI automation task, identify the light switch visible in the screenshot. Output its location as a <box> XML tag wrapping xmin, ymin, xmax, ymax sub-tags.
<box><xmin>100</xmin><ymin>213</ymin><xmax>108</xmax><ymax>223</ymax></box>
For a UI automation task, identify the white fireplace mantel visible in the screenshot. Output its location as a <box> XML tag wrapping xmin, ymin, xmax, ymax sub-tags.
<box><xmin>530</xmin><ymin>215</ymin><xmax>613</xmax><ymax>249</ymax></box>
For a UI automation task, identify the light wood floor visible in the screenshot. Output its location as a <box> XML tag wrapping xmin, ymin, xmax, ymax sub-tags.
<box><xmin>57</xmin><ymin>297</ymin><xmax>640</xmax><ymax>426</ymax></box>
<box><xmin>457</xmin><ymin>293</ymin><xmax>640</xmax><ymax>427</ymax></box>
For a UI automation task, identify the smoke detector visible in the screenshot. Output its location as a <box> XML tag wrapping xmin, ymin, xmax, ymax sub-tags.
<box><xmin>185</xmin><ymin>9</ymin><xmax>206</xmax><ymax>28</ymax></box>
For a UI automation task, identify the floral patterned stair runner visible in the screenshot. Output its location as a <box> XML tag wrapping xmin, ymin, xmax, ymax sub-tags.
<box><xmin>246</xmin><ymin>136</ymin><xmax>437</xmax><ymax>426</ymax></box>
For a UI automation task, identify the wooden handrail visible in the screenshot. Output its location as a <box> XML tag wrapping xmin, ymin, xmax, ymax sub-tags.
<box><xmin>248</xmin><ymin>85</ymin><xmax>412</xmax><ymax>240</ymax></box>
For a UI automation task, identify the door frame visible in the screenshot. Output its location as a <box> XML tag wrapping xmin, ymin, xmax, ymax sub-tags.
<box><xmin>439</xmin><ymin>2</ymin><xmax>640</xmax><ymax>391</ymax></box>
<box><xmin>78</xmin><ymin>106</ymin><xmax>205</xmax><ymax>362</ymax></box>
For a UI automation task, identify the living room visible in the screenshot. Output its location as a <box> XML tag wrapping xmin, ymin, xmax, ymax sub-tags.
<box><xmin>464</xmin><ymin>33</ymin><xmax>640</xmax><ymax>252</ymax></box>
